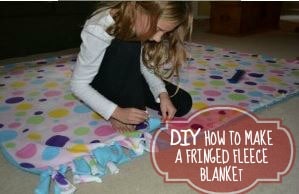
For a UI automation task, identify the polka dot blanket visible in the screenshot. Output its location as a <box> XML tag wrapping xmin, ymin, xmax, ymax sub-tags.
<box><xmin>0</xmin><ymin>42</ymin><xmax>298</xmax><ymax>194</ymax></box>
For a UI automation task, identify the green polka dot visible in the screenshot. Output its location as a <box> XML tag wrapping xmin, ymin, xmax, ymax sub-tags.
<box><xmin>15</xmin><ymin>112</ymin><xmax>26</xmax><ymax>117</ymax></box>
<box><xmin>89</xmin><ymin>159</ymin><xmax>97</xmax><ymax>166</ymax></box>
<box><xmin>27</xmin><ymin>116</ymin><xmax>44</xmax><ymax>124</ymax></box>
<box><xmin>228</xmin><ymin>93</ymin><xmax>248</xmax><ymax>101</ymax></box>
<box><xmin>64</xmin><ymin>94</ymin><xmax>76</xmax><ymax>100</ymax></box>
<box><xmin>292</xmin><ymin>70</ymin><xmax>299</xmax><ymax>77</ymax></box>
<box><xmin>25</xmin><ymin>72</ymin><xmax>36</xmax><ymax>77</ymax></box>
<box><xmin>5</xmin><ymin>142</ymin><xmax>16</xmax><ymax>148</ymax></box>
<box><xmin>74</xmin><ymin>127</ymin><xmax>90</xmax><ymax>136</ymax></box>
<box><xmin>28</xmin><ymin>91</ymin><xmax>40</xmax><ymax>97</ymax></box>
<box><xmin>189</xmin><ymin>91</ymin><xmax>198</xmax><ymax>95</ymax></box>
<box><xmin>210</xmin><ymin>80</ymin><xmax>225</xmax><ymax>86</ymax></box>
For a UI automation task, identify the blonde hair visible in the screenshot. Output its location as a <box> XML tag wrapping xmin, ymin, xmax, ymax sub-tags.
<box><xmin>92</xmin><ymin>1</ymin><xmax>193</xmax><ymax>79</ymax></box>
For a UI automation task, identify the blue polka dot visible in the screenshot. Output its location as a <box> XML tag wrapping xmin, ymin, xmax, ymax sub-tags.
<box><xmin>240</xmin><ymin>61</ymin><xmax>251</xmax><ymax>66</ymax></box>
<box><xmin>0</xmin><ymin>130</ymin><xmax>18</xmax><ymax>143</ymax></box>
<box><xmin>248</xmin><ymin>91</ymin><xmax>263</xmax><ymax>97</ymax></box>
<box><xmin>0</xmin><ymin>105</ymin><xmax>10</xmax><ymax>112</ymax></box>
<box><xmin>42</xmin><ymin>146</ymin><xmax>60</xmax><ymax>160</ymax></box>
<box><xmin>210</xmin><ymin>70</ymin><xmax>223</xmax><ymax>75</ymax></box>
<box><xmin>31</xmin><ymin>79</ymin><xmax>46</xmax><ymax>85</ymax></box>
<box><xmin>74</xmin><ymin>105</ymin><xmax>91</xmax><ymax>113</ymax></box>
<box><xmin>89</xmin><ymin>121</ymin><xmax>98</xmax><ymax>126</ymax></box>
<box><xmin>73</xmin><ymin>139</ymin><xmax>84</xmax><ymax>144</ymax></box>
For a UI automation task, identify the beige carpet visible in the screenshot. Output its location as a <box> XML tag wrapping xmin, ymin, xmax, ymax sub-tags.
<box><xmin>0</xmin><ymin>28</ymin><xmax>298</xmax><ymax>194</ymax></box>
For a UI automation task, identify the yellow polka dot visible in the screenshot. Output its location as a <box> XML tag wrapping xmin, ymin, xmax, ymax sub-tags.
<box><xmin>67</xmin><ymin>144</ymin><xmax>89</xmax><ymax>153</ymax></box>
<box><xmin>64</xmin><ymin>72</ymin><xmax>72</xmax><ymax>78</ymax></box>
<box><xmin>44</xmin><ymin>82</ymin><xmax>58</xmax><ymax>88</ymax></box>
<box><xmin>255</xmin><ymin>64</ymin><xmax>266</xmax><ymax>71</ymax></box>
<box><xmin>10</xmin><ymin>81</ymin><xmax>26</xmax><ymax>88</ymax></box>
<box><xmin>27</xmin><ymin>132</ymin><xmax>42</xmax><ymax>141</ymax></box>
<box><xmin>91</xmin><ymin>112</ymin><xmax>103</xmax><ymax>120</ymax></box>
<box><xmin>193</xmin><ymin>102</ymin><xmax>208</xmax><ymax>110</ymax></box>
<box><xmin>48</xmin><ymin>108</ymin><xmax>69</xmax><ymax>118</ymax></box>
<box><xmin>269</xmin><ymin>76</ymin><xmax>282</xmax><ymax>83</ymax></box>
<box><xmin>225</xmin><ymin>63</ymin><xmax>238</xmax><ymax>68</ymax></box>
<box><xmin>197</xmin><ymin>60</ymin><xmax>208</xmax><ymax>65</ymax></box>
<box><xmin>193</xmin><ymin>81</ymin><xmax>206</xmax><ymax>88</ymax></box>
<box><xmin>16</xmin><ymin>102</ymin><xmax>33</xmax><ymax>111</ymax></box>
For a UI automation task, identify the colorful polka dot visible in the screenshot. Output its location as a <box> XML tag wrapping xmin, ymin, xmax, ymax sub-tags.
<box><xmin>48</xmin><ymin>108</ymin><xmax>69</xmax><ymax>118</ymax></box>
<box><xmin>44</xmin><ymin>82</ymin><xmax>58</xmax><ymax>88</ymax></box>
<box><xmin>5</xmin><ymin>97</ymin><xmax>24</xmax><ymax>104</ymax></box>
<box><xmin>203</xmin><ymin>90</ymin><xmax>221</xmax><ymax>97</ymax></box>
<box><xmin>193</xmin><ymin>81</ymin><xmax>206</xmax><ymax>88</ymax></box>
<box><xmin>258</xmin><ymin>85</ymin><xmax>276</xmax><ymax>92</ymax></box>
<box><xmin>45</xmin><ymin>135</ymin><xmax>69</xmax><ymax>147</ymax></box>
<box><xmin>42</xmin><ymin>146</ymin><xmax>60</xmax><ymax>160</ymax></box>
<box><xmin>248</xmin><ymin>91</ymin><xmax>263</xmax><ymax>97</ymax></box>
<box><xmin>27</xmin><ymin>116</ymin><xmax>44</xmax><ymax>125</ymax></box>
<box><xmin>245</xmin><ymin>81</ymin><xmax>257</xmax><ymax>86</ymax></box>
<box><xmin>16</xmin><ymin>143</ymin><xmax>37</xmax><ymax>159</ymax></box>
<box><xmin>27</xmin><ymin>132</ymin><xmax>42</xmax><ymax>141</ymax></box>
<box><xmin>192</xmin><ymin>102</ymin><xmax>208</xmax><ymax>110</ymax></box>
<box><xmin>74</xmin><ymin>105</ymin><xmax>91</xmax><ymax>114</ymax></box>
<box><xmin>16</xmin><ymin>102</ymin><xmax>33</xmax><ymax>111</ymax></box>
<box><xmin>44</xmin><ymin>90</ymin><xmax>62</xmax><ymax>97</ymax></box>
<box><xmin>91</xmin><ymin>112</ymin><xmax>103</xmax><ymax>120</ymax></box>
<box><xmin>0</xmin><ymin>130</ymin><xmax>18</xmax><ymax>143</ymax></box>
<box><xmin>228</xmin><ymin>93</ymin><xmax>248</xmax><ymax>101</ymax></box>
<box><xmin>10</xmin><ymin>81</ymin><xmax>26</xmax><ymax>88</ymax></box>
<box><xmin>74</xmin><ymin>127</ymin><xmax>90</xmax><ymax>136</ymax></box>
<box><xmin>5</xmin><ymin>142</ymin><xmax>16</xmax><ymax>148</ymax></box>
<box><xmin>0</xmin><ymin>105</ymin><xmax>10</xmax><ymax>112</ymax></box>
<box><xmin>8</xmin><ymin>122</ymin><xmax>21</xmax><ymax>128</ymax></box>
<box><xmin>20</xmin><ymin>163</ymin><xmax>35</xmax><ymax>168</ymax></box>
<box><xmin>52</xmin><ymin>124</ymin><xmax>68</xmax><ymax>132</ymax></box>
<box><xmin>210</xmin><ymin>80</ymin><xmax>225</xmax><ymax>86</ymax></box>
<box><xmin>67</xmin><ymin>144</ymin><xmax>89</xmax><ymax>153</ymax></box>
<box><xmin>95</xmin><ymin>125</ymin><xmax>116</xmax><ymax>136</ymax></box>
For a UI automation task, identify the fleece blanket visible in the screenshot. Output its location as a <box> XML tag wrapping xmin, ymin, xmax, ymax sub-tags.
<box><xmin>0</xmin><ymin>42</ymin><xmax>298</xmax><ymax>193</ymax></box>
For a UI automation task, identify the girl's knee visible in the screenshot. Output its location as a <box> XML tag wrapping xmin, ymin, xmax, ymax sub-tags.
<box><xmin>174</xmin><ymin>90</ymin><xmax>192</xmax><ymax>117</ymax></box>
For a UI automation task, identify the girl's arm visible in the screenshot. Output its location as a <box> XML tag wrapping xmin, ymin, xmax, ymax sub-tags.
<box><xmin>140</xmin><ymin>60</ymin><xmax>168</xmax><ymax>103</ymax></box>
<box><xmin>70</xmin><ymin>24</ymin><xmax>117</xmax><ymax>120</ymax></box>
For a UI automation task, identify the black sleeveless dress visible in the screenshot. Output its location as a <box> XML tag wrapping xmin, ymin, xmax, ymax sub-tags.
<box><xmin>90</xmin><ymin>38</ymin><xmax>192</xmax><ymax>117</ymax></box>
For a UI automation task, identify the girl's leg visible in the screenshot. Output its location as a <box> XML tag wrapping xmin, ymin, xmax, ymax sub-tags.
<box><xmin>143</xmin><ymin>78</ymin><xmax>193</xmax><ymax>117</ymax></box>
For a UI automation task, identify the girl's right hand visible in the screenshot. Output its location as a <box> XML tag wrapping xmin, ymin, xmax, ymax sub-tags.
<box><xmin>111</xmin><ymin>106</ymin><xmax>149</xmax><ymax>125</ymax></box>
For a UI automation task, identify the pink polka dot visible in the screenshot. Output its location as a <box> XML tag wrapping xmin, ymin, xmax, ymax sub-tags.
<box><xmin>64</xmin><ymin>101</ymin><xmax>75</xmax><ymax>107</ymax></box>
<box><xmin>12</xmin><ymin>91</ymin><xmax>24</xmax><ymax>95</ymax></box>
<box><xmin>238</xmin><ymin>102</ymin><xmax>249</xmax><ymax>107</ymax></box>
<box><xmin>258</xmin><ymin>85</ymin><xmax>276</xmax><ymax>92</ymax></box>
<box><xmin>203</xmin><ymin>90</ymin><xmax>221</xmax><ymax>97</ymax></box>
<box><xmin>95</xmin><ymin>125</ymin><xmax>116</xmax><ymax>136</ymax></box>
<box><xmin>8</xmin><ymin>122</ymin><xmax>21</xmax><ymax>128</ymax></box>
<box><xmin>44</xmin><ymin>90</ymin><xmax>62</xmax><ymax>97</ymax></box>
<box><xmin>10</xmin><ymin>70</ymin><xmax>24</xmax><ymax>75</ymax></box>
<box><xmin>270</xmin><ymin>70</ymin><xmax>284</xmax><ymax>74</ymax></box>
<box><xmin>52</xmin><ymin>124</ymin><xmax>68</xmax><ymax>132</ymax></box>
<box><xmin>16</xmin><ymin>143</ymin><xmax>37</xmax><ymax>159</ymax></box>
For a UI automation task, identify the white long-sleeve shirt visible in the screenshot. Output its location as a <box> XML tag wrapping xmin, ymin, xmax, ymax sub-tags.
<box><xmin>70</xmin><ymin>9</ymin><xmax>167</xmax><ymax>120</ymax></box>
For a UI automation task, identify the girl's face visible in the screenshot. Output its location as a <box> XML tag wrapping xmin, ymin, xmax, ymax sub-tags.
<box><xmin>149</xmin><ymin>19</ymin><xmax>177</xmax><ymax>42</ymax></box>
<box><xmin>135</xmin><ymin>9</ymin><xmax>177</xmax><ymax>42</ymax></box>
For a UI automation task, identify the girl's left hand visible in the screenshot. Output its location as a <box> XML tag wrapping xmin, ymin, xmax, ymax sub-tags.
<box><xmin>159</xmin><ymin>92</ymin><xmax>176</xmax><ymax>121</ymax></box>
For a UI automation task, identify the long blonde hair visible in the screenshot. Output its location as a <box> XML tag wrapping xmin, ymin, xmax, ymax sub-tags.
<box><xmin>92</xmin><ymin>1</ymin><xmax>193</xmax><ymax>79</ymax></box>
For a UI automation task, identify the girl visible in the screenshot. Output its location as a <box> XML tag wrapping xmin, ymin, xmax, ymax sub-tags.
<box><xmin>70</xmin><ymin>2</ymin><xmax>193</xmax><ymax>132</ymax></box>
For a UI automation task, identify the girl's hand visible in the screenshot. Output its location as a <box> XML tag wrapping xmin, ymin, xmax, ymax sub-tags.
<box><xmin>111</xmin><ymin>107</ymin><xmax>148</xmax><ymax>125</ymax></box>
<box><xmin>109</xmin><ymin>118</ymin><xmax>135</xmax><ymax>133</ymax></box>
<box><xmin>159</xmin><ymin>92</ymin><xmax>176</xmax><ymax>121</ymax></box>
